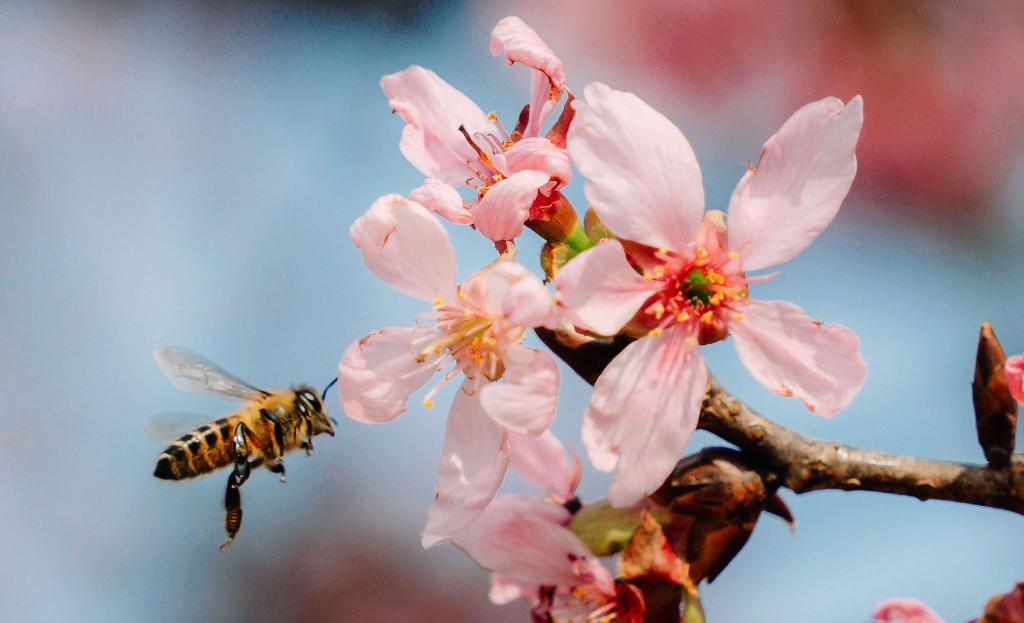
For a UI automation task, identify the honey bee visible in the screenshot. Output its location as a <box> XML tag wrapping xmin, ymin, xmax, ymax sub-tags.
<box><xmin>151</xmin><ymin>347</ymin><xmax>336</xmax><ymax>551</ymax></box>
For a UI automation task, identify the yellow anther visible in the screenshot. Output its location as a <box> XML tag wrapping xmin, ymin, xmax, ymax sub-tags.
<box><xmin>701</xmin><ymin>311</ymin><xmax>714</xmax><ymax>323</ymax></box>
<box><xmin>649</xmin><ymin>301</ymin><xmax>666</xmax><ymax>319</ymax></box>
<box><xmin>432</xmin><ymin>296</ymin><xmax>443</xmax><ymax>307</ymax></box>
<box><xmin>685</xmin><ymin>336</ymin><xmax>695</xmax><ymax>346</ymax></box>
<box><xmin>733</xmin><ymin>313</ymin><xmax>746</xmax><ymax>321</ymax></box>
<box><xmin>653</xmin><ymin>265</ymin><xmax>666</xmax><ymax>278</ymax></box>
<box><xmin>696</xmin><ymin>247</ymin><xmax>708</xmax><ymax>258</ymax></box>
<box><xmin>650</xmin><ymin>328</ymin><xmax>663</xmax><ymax>337</ymax></box>
<box><xmin>422</xmin><ymin>398</ymin><xmax>434</xmax><ymax>408</ymax></box>
<box><xmin>677</xmin><ymin>311</ymin><xmax>689</xmax><ymax>322</ymax></box>
<box><xmin>729</xmin><ymin>251</ymin><xmax>740</xmax><ymax>260</ymax></box>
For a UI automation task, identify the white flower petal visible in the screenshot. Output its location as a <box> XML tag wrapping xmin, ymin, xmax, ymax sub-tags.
<box><xmin>350</xmin><ymin>195</ymin><xmax>458</xmax><ymax>302</ymax></box>
<box><xmin>556</xmin><ymin>240</ymin><xmax>660</xmax><ymax>336</ymax></box>
<box><xmin>568</xmin><ymin>82</ymin><xmax>704</xmax><ymax>252</ymax></box>
<box><xmin>478</xmin><ymin>345</ymin><xmax>558</xmax><ymax>435</ymax></box>
<box><xmin>730</xmin><ymin>299</ymin><xmax>866</xmax><ymax>416</ymax></box>
<box><xmin>583</xmin><ymin>327</ymin><xmax>707</xmax><ymax>507</ymax></box>
<box><xmin>422</xmin><ymin>388</ymin><xmax>510</xmax><ymax>548</ymax></box>
<box><xmin>727</xmin><ymin>96</ymin><xmax>863</xmax><ymax>272</ymax></box>
<box><xmin>337</xmin><ymin>328</ymin><xmax>439</xmax><ymax>423</ymax></box>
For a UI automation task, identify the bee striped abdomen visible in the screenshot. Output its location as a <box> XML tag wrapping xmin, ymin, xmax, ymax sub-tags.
<box><xmin>153</xmin><ymin>417</ymin><xmax>236</xmax><ymax>480</ymax></box>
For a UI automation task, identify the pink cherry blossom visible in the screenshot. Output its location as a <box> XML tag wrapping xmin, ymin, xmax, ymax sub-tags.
<box><xmin>453</xmin><ymin>496</ymin><xmax>606</xmax><ymax>588</ymax></box>
<box><xmin>874</xmin><ymin>598</ymin><xmax>945</xmax><ymax>623</ymax></box>
<box><xmin>339</xmin><ymin>193</ymin><xmax>560</xmax><ymax>546</ymax></box>
<box><xmin>1005</xmin><ymin>354</ymin><xmax>1024</xmax><ymax>405</ymax></box>
<box><xmin>557</xmin><ymin>82</ymin><xmax>867</xmax><ymax>506</ymax></box>
<box><xmin>380</xmin><ymin>16</ymin><xmax>570</xmax><ymax>242</ymax></box>
<box><xmin>451</xmin><ymin>432</ymin><xmax>642</xmax><ymax>621</ymax></box>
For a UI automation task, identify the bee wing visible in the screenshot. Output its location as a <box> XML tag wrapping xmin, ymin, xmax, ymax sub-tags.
<box><xmin>154</xmin><ymin>347</ymin><xmax>267</xmax><ymax>400</ymax></box>
<box><xmin>145</xmin><ymin>412</ymin><xmax>212</xmax><ymax>443</ymax></box>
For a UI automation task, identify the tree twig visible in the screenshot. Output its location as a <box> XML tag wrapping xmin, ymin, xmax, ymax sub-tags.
<box><xmin>534</xmin><ymin>327</ymin><xmax>1024</xmax><ymax>517</ymax></box>
<box><xmin>699</xmin><ymin>375</ymin><xmax>1024</xmax><ymax>516</ymax></box>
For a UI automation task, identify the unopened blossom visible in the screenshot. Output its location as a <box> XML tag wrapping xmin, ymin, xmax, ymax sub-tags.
<box><xmin>338</xmin><ymin>194</ymin><xmax>560</xmax><ymax>546</ymax></box>
<box><xmin>874</xmin><ymin>598</ymin><xmax>945</xmax><ymax>623</ymax></box>
<box><xmin>556</xmin><ymin>83</ymin><xmax>867</xmax><ymax>506</ymax></box>
<box><xmin>381</xmin><ymin>16</ymin><xmax>571</xmax><ymax>242</ymax></box>
<box><xmin>1005</xmin><ymin>355</ymin><xmax>1024</xmax><ymax>404</ymax></box>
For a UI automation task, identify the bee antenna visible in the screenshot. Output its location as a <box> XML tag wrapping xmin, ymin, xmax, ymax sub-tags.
<box><xmin>321</xmin><ymin>377</ymin><xmax>338</xmax><ymax>402</ymax></box>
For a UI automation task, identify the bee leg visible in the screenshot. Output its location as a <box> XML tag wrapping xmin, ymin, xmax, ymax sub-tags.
<box><xmin>220</xmin><ymin>422</ymin><xmax>254</xmax><ymax>551</ymax></box>
<box><xmin>259</xmin><ymin>408</ymin><xmax>285</xmax><ymax>453</ymax></box>
<box><xmin>231</xmin><ymin>422</ymin><xmax>252</xmax><ymax>485</ymax></box>
<box><xmin>258</xmin><ymin>410</ymin><xmax>288</xmax><ymax>480</ymax></box>
<box><xmin>220</xmin><ymin>470</ymin><xmax>244</xmax><ymax>552</ymax></box>
<box><xmin>268</xmin><ymin>460</ymin><xmax>286</xmax><ymax>483</ymax></box>
<box><xmin>300</xmin><ymin>415</ymin><xmax>319</xmax><ymax>456</ymax></box>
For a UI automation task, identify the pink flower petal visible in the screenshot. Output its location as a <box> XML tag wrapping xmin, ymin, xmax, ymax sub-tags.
<box><xmin>504</xmin><ymin>136</ymin><xmax>571</xmax><ymax>191</ymax></box>
<box><xmin>568</xmin><ymin>82</ymin><xmax>705</xmax><ymax>252</ymax></box>
<box><xmin>727</xmin><ymin>96</ymin><xmax>863</xmax><ymax>272</ymax></box>
<box><xmin>507</xmin><ymin>429</ymin><xmax>581</xmax><ymax>501</ymax></box>
<box><xmin>583</xmin><ymin>327</ymin><xmax>707</xmax><ymax>507</ymax></box>
<box><xmin>350</xmin><ymin>194</ymin><xmax>458</xmax><ymax>302</ymax></box>
<box><xmin>1006</xmin><ymin>355</ymin><xmax>1024</xmax><ymax>404</ymax></box>
<box><xmin>471</xmin><ymin>262</ymin><xmax>557</xmax><ymax>329</ymax></box>
<box><xmin>555</xmin><ymin>239</ymin><xmax>661</xmax><ymax>336</ymax></box>
<box><xmin>730</xmin><ymin>299</ymin><xmax>866</xmax><ymax>417</ymax></box>
<box><xmin>473</xmin><ymin>170</ymin><xmax>551</xmax><ymax>241</ymax></box>
<box><xmin>488</xmin><ymin>574</ymin><xmax>535</xmax><ymax>606</ymax></box>
<box><xmin>381</xmin><ymin>66</ymin><xmax>503</xmax><ymax>186</ymax></box>
<box><xmin>452</xmin><ymin>495</ymin><xmax>609</xmax><ymax>589</ymax></box>
<box><xmin>337</xmin><ymin>328</ymin><xmax>439</xmax><ymax>424</ymax></box>
<box><xmin>422</xmin><ymin>387</ymin><xmax>511</xmax><ymax>548</ymax></box>
<box><xmin>489</xmin><ymin>16</ymin><xmax>566</xmax><ymax>138</ymax></box>
<box><xmin>478</xmin><ymin>345</ymin><xmax>558</xmax><ymax>435</ymax></box>
<box><xmin>873</xmin><ymin>598</ymin><xmax>945</xmax><ymax>623</ymax></box>
<box><xmin>408</xmin><ymin>178</ymin><xmax>473</xmax><ymax>225</ymax></box>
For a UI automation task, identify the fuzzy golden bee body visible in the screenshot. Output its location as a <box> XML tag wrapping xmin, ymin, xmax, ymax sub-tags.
<box><xmin>153</xmin><ymin>389</ymin><xmax>327</xmax><ymax>480</ymax></box>
<box><xmin>151</xmin><ymin>348</ymin><xmax>335</xmax><ymax>551</ymax></box>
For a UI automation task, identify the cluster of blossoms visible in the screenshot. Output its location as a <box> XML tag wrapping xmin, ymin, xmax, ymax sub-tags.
<box><xmin>337</xmin><ymin>15</ymin><xmax>866</xmax><ymax>620</ymax></box>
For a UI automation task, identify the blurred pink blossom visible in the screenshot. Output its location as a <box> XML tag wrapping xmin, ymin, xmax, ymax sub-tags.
<box><xmin>1005</xmin><ymin>355</ymin><xmax>1024</xmax><ymax>404</ymax></box>
<box><xmin>501</xmin><ymin>1</ymin><xmax>1024</xmax><ymax>227</ymax></box>
<box><xmin>874</xmin><ymin>598</ymin><xmax>945</xmax><ymax>623</ymax></box>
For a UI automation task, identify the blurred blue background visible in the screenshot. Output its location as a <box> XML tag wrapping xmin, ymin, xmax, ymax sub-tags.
<box><xmin>1</xmin><ymin>2</ymin><xmax>1022</xmax><ymax>622</ymax></box>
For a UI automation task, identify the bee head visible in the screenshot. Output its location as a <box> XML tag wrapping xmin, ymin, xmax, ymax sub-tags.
<box><xmin>295</xmin><ymin>386</ymin><xmax>335</xmax><ymax>437</ymax></box>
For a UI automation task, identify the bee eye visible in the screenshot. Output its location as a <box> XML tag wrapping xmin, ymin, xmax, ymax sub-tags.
<box><xmin>299</xmin><ymin>389</ymin><xmax>321</xmax><ymax>412</ymax></box>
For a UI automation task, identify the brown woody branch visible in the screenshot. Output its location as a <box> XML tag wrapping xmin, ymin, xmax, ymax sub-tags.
<box><xmin>535</xmin><ymin>327</ymin><xmax>1024</xmax><ymax>517</ymax></box>
<box><xmin>700</xmin><ymin>375</ymin><xmax>1024</xmax><ymax>516</ymax></box>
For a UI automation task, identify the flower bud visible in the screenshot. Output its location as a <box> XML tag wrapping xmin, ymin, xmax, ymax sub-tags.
<box><xmin>972</xmin><ymin>322</ymin><xmax>1017</xmax><ymax>468</ymax></box>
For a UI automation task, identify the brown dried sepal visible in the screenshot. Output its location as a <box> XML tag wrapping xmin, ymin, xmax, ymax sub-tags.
<box><xmin>619</xmin><ymin>510</ymin><xmax>688</xmax><ymax>586</ymax></box>
<box><xmin>618</xmin><ymin>511</ymin><xmax>695</xmax><ymax>623</ymax></box>
<box><xmin>973</xmin><ymin>322</ymin><xmax>1018</xmax><ymax>468</ymax></box>
<box><xmin>651</xmin><ymin>448</ymin><xmax>777</xmax><ymax>584</ymax></box>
